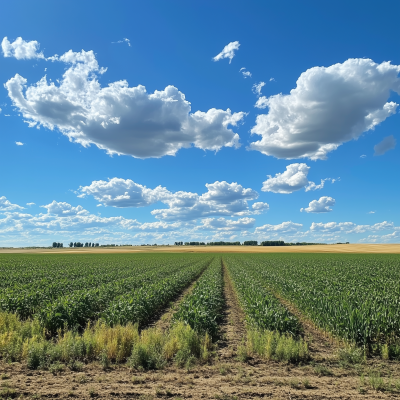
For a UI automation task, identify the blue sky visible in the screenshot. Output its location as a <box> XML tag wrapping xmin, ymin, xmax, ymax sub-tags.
<box><xmin>1</xmin><ymin>0</ymin><xmax>399</xmax><ymax>246</ymax></box>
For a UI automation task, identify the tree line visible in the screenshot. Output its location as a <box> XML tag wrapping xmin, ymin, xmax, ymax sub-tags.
<box><xmin>172</xmin><ymin>240</ymin><xmax>328</xmax><ymax>246</ymax></box>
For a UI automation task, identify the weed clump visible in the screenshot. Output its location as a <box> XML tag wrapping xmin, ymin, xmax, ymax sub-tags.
<box><xmin>247</xmin><ymin>329</ymin><xmax>309</xmax><ymax>363</ymax></box>
<box><xmin>128</xmin><ymin>322</ymin><xmax>213</xmax><ymax>371</ymax></box>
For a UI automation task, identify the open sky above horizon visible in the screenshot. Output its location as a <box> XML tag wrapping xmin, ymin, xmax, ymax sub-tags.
<box><xmin>1</xmin><ymin>0</ymin><xmax>399</xmax><ymax>246</ymax></box>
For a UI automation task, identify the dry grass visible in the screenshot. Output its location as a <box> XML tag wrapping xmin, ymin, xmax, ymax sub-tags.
<box><xmin>2</xmin><ymin>244</ymin><xmax>400</xmax><ymax>254</ymax></box>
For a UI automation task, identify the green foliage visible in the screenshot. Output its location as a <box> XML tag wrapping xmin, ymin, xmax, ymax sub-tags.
<box><xmin>103</xmin><ymin>260</ymin><xmax>208</xmax><ymax>327</ymax></box>
<box><xmin>247</xmin><ymin>329</ymin><xmax>309</xmax><ymax>362</ymax></box>
<box><xmin>0</xmin><ymin>253</ymin><xmax>211</xmax><ymax>332</ymax></box>
<box><xmin>173</xmin><ymin>257</ymin><xmax>224</xmax><ymax>339</ymax></box>
<box><xmin>224</xmin><ymin>257</ymin><xmax>301</xmax><ymax>334</ymax></box>
<box><xmin>226</xmin><ymin>253</ymin><xmax>400</xmax><ymax>352</ymax></box>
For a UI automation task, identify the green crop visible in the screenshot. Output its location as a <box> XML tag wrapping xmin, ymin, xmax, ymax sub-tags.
<box><xmin>228</xmin><ymin>253</ymin><xmax>400</xmax><ymax>350</ymax></box>
<box><xmin>0</xmin><ymin>253</ymin><xmax>212</xmax><ymax>332</ymax></box>
<box><xmin>173</xmin><ymin>257</ymin><xmax>224</xmax><ymax>339</ymax></box>
<box><xmin>224</xmin><ymin>257</ymin><xmax>301</xmax><ymax>335</ymax></box>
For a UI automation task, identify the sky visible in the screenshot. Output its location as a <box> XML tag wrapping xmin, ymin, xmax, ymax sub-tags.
<box><xmin>0</xmin><ymin>0</ymin><xmax>399</xmax><ymax>246</ymax></box>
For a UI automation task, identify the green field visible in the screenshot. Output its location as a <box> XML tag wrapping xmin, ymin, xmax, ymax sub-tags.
<box><xmin>0</xmin><ymin>252</ymin><xmax>400</xmax><ymax>369</ymax></box>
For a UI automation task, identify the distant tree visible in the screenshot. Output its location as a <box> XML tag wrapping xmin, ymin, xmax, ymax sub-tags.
<box><xmin>243</xmin><ymin>241</ymin><xmax>258</xmax><ymax>246</ymax></box>
<box><xmin>69</xmin><ymin>242</ymin><xmax>73</xmax><ymax>247</ymax></box>
<box><xmin>261</xmin><ymin>241</ymin><xmax>285</xmax><ymax>246</ymax></box>
<box><xmin>95</xmin><ymin>243</ymin><xmax>99</xmax><ymax>247</ymax></box>
<box><xmin>52</xmin><ymin>242</ymin><xmax>57</xmax><ymax>248</ymax></box>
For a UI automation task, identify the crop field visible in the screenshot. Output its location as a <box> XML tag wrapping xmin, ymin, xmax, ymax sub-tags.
<box><xmin>1</xmin><ymin>251</ymin><xmax>400</xmax><ymax>399</ymax></box>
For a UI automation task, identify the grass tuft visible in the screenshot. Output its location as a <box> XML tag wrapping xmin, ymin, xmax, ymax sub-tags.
<box><xmin>247</xmin><ymin>329</ymin><xmax>309</xmax><ymax>363</ymax></box>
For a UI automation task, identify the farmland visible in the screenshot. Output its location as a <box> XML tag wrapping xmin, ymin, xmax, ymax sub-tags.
<box><xmin>1</xmin><ymin>251</ymin><xmax>400</xmax><ymax>399</ymax></box>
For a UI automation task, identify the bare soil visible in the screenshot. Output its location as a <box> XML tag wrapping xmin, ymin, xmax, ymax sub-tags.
<box><xmin>217</xmin><ymin>261</ymin><xmax>247</xmax><ymax>361</ymax></box>
<box><xmin>2</xmin><ymin>351</ymin><xmax>400</xmax><ymax>399</ymax></box>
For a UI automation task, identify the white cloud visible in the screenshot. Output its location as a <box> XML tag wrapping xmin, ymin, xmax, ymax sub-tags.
<box><xmin>251</xmin><ymin>202</ymin><xmax>270</xmax><ymax>212</ymax></box>
<box><xmin>213</xmin><ymin>41</ymin><xmax>240</xmax><ymax>63</ymax></box>
<box><xmin>255</xmin><ymin>221</ymin><xmax>303</xmax><ymax>233</ymax></box>
<box><xmin>374</xmin><ymin>135</ymin><xmax>396</xmax><ymax>156</ymax></box>
<box><xmin>368</xmin><ymin>211</ymin><xmax>375</xmax><ymax>214</ymax></box>
<box><xmin>0</xmin><ymin>196</ymin><xmax>24</xmax><ymax>211</ymax></box>
<box><xmin>252</xmin><ymin>82</ymin><xmax>265</xmax><ymax>96</ymax></box>
<box><xmin>360</xmin><ymin>154</ymin><xmax>367</xmax><ymax>158</ymax></box>
<box><xmin>269</xmin><ymin>78</ymin><xmax>275</xmax><ymax>82</ymax></box>
<box><xmin>2</xmin><ymin>37</ymin><xmax>45</xmax><ymax>60</ymax></box>
<box><xmin>250</xmin><ymin>59</ymin><xmax>400</xmax><ymax>160</ymax></box>
<box><xmin>15</xmin><ymin>141</ymin><xmax>24</xmax><ymax>146</ymax></box>
<box><xmin>112</xmin><ymin>38</ymin><xmax>131</xmax><ymax>47</ymax></box>
<box><xmin>310</xmin><ymin>220</ymin><xmax>397</xmax><ymax>234</ymax></box>
<box><xmin>255</xmin><ymin>96</ymin><xmax>268</xmax><ymax>109</ymax></box>
<box><xmin>305</xmin><ymin>178</ymin><xmax>336</xmax><ymax>192</ymax></box>
<box><xmin>262</xmin><ymin>163</ymin><xmax>309</xmax><ymax>193</ymax></box>
<box><xmin>198</xmin><ymin>217</ymin><xmax>255</xmax><ymax>231</ymax></box>
<box><xmin>5</xmin><ymin>44</ymin><xmax>245</xmax><ymax>159</ymax></box>
<box><xmin>26</xmin><ymin>202</ymin><xmax>35</xmax><ymax>206</ymax></box>
<box><xmin>152</xmin><ymin>181</ymin><xmax>259</xmax><ymax>221</ymax></box>
<box><xmin>240</xmin><ymin>68</ymin><xmax>252</xmax><ymax>78</ymax></box>
<box><xmin>42</xmin><ymin>201</ymin><xmax>89</xmax><ymax>216</ymax></box>
<box><xmin>79</xmin><ymin>178</ymin><xmax>263</xmax><ymax>222</ymax></box>
<box><xmin>79</xmin><ymin>178</ymin><xmax>169</xmax><ymax>208</ymax></box>
<box><xmin>301</xmin><ymin>196</ymin><xmax>335</xmax><ymax>213</ymax></box>
<box><xmin>262</xmin><ymin>163</ymin><xmax>335</xmax><ymax>194</ymax></box>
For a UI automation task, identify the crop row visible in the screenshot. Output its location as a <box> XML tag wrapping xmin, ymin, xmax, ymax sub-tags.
<box><xmin>231</xmin><ymin>253</ymin><xmax>400</xmax><ymax>349</ymax></box>
<box><xmin>0</xmin><ymin>254</ymin><xmax>205</xmax><ymax>320</ymax></box>
<box><xmin>102</xmin><ymin>259</ymin><xmax>211</xmax><ymax>328</ymax></box>
<box><xmin>173</xmin><ymin>256</ymin><xmax>224</xmax><ymax>339</ymax></box>
<box><xmin>0</xmin><ymin>253</ymin><xmax>206</xmax><ymax>288</ymax></box>
<box><xmin>224</xmin><ymin>256</ymin><xmax>301</xmax><ymax>335</ymax></box>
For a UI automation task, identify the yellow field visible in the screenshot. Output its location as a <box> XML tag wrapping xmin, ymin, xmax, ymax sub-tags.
<box><xmin>1</xmin><ymin>243</ymin><xmax>400</xmax><ymax>254</ymax></box>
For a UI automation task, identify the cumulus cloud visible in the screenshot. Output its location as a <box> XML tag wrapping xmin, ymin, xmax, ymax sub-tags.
<box><xmin>262</xmin><ymin>163</ymin><xmax>336</xmax><ymax>194</ymax></box>
<box><xmin>0</xmin><ymin>196</ymin><xmax>24</xmax><ymax>211</ymax></box>
<box><xmin>305</xmin><ymin>178</ymin><xmax>337</xmax><ymax>192</ymax></box>
<box><xmin>250</xmin><ymin>58</ymin><xmax>400</xmax><ymax>159</ymax></box>
<box><xmin>2</xmin><ymin>37</ymin><xmax>45</xmax><ymax>59</ymax></box>
<box><xmin>374</xmin><ymin>135</ymin><xmax>396</xmax><ymax>156</ymax></box>
<box><xmin>198</xmin><ymin>217</ymin><xmax>255</xmax><ymax>231</ymax></box>
<box><xmin>240</xmin><ymin>68</ymin><xmax>252</xmax><ymax>78</ymax></box>
<box><xmin>252</xmin><ymin>82</ymin><xmax>265</xmax><ymax>97</ymax></box>
<box><xmin>42</xmin><ymin>201</ymin><xmax>89</xmax><ymax>216</ymax></box>
<box><xmin>213</xmin><ymin>41</ymin><xmax>240</xmax><ymax>63</ymax></box>
<box><xmin>15</xmin><ymin>141</ymin><xmax>23</xmax><ymax>146</ymax></box>
<box><xmin>310</xmin><ymin>220</ymin><xmax>397</xmax><ymax>233</ymax></box>
<box><xmin>255</xmin><ymin>221</ymin><xmax>303</xmax><ymax>233</ymax></box>
<box><xmin>26</xmin><ymin>202</ymin><xmax>35</xmax><ymax>206</ymax></box>
<box><xmin>5</xmin><ymin>42</ymin><xmax>245</xmax><ymax>159</ymax></box>
<box><xmin>254</xmin><ymin>96</ymin><xmax>268</xmax><ymax>109</ymax></box>
<box><xmin>152</xmin><ymin>181</ymin><xmax>259</xmax><ymax>221</ymax></box>
<box><xmin>79</xmin><ymin>178</ymin><xmax>169</xmax><ymax>208</ymax></box>
<box><xmin>79</xmin><ymin>178</ymin><xmax>264</xmax><ymax>222</ymax></box>
<box><xmin>262</xmin><ymin>163</ymin><xmax>310</xmax><ymax>193</ymax></box>
<box><xmin>251</xmin><ymin>202</ymin><xmax>270</xmax><ymax>212</ymax></box>
<box><xmin>301</xmin><ymin>196</ymin><xmax>335</xmax><ymax>213</ymax></box>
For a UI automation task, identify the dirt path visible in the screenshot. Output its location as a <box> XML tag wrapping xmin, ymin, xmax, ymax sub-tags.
<box><xmin>272</xmin><ymin>290</ymin><xmax>341</xmax><ymax>361</ymax></box>
<box><xmin>151</xmin><ymin>274</ymin><xmax>202</xmax><ymax>332</ymax></box>
<box><xmin>147</xmin><ymin>263</ymin><xmax>211</xmax><ymax>332</ymax></box>
<box><xmin>217</xmin><ymin>260</ymin><xmax>247</xmax><ymax>360</ymax></box>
